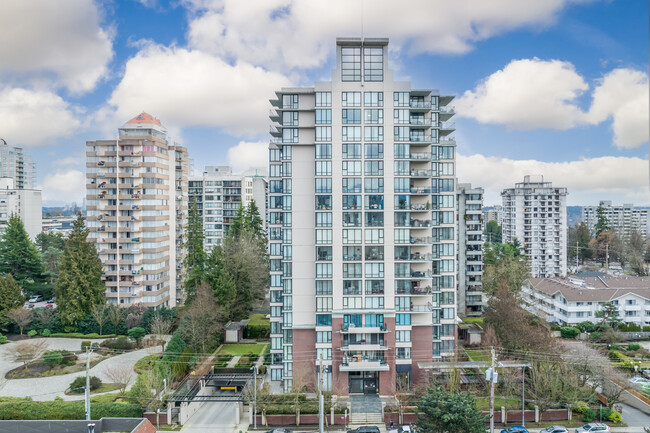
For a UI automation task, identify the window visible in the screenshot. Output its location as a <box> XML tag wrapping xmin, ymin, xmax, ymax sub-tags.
<box><xmin>316</xmin><ymin>195</ymin><xmax>332</xmax><ymax>210</ymax></box>
<box><xmin>283</xmin><ymin>94</ymin><xmax>298</xmax><ymax>109</ymax></box>
<box><xmin>393</xmin><ymin>92</ymin><xmax>409</xmax><ymax>107</ymax></box>
<box><xmin>365</xmin><ymin>195</ymin><xmax>384</xmax><ymax>209</ymax></box>
<box><xmin>316</xmin><ymin>331</ymin><xmax>332</xmax><ymax>343</ymax></box>
<box><xmin>315</xmin><ymin>178</ymin><xmax>332</xmax><ymax>193</ymax></box>
<box><xmin>315</xmin><ymin>92</ymin><xmax>332</xmax><ymax>107</ymax></box>
<box><xmin>396</xmin><ymin>313</ymin><xmax>411</xmax><ymax>325</ymax></box>
<box><xmin>394</xmin><ymin>109</ymin><xmax>409</xmax><ymax>124</ymax></box>
<box><xmin>282</xmin><ymin>111</ymin><xmax>298</xmax><ymax>126</ymax></box>
<box><xmin>343</xmin><ymin>161</ymin><xmax>362</xmax><ymax>176</ymax></box>
<box><xmin>366</xmin><ymin>279</ymin><xmax>384</xmax><ymax>294</ymax></box>
<box><xmin>364</xmin><ymin>47</ymin><xmax>383</xmax><ymax>81</ymax></box>
<box><xmin>342</xmin><ymin>126</ymin><xmax>361</xmax><ymax>141</ymax></box>
<box><xmin>316</xmin><ymin>314</ymin><xmax>332</xmax><ymax>326</ymax></box>
<box><xmin>343</xmin><ymin>280</ymin><xmax>362</xmax><ymax>295</ymax></box>
<box><xmin>316</xmin><ymin>263</ymin><xmax>332</xmax><ymax>279</ymax></box>
<box><xmin>364</xmin><ymin>126</ymin><xmax>383</xmax><ymax>141</ymax></box>
<box><xmin>365</xmin><ymin>212</ymin><xmax>384</xmax><ymax>227</ymax></box>
<box><xmin>341</xmin><ymin>47</ymin><xmax>361</xmax><ymax>81</ymax></box>
<box><xmin>316</xmin><ymin>229</ymin><xmax>332</xmax><ymax>244</ymax></box>
<box><xmin>437</xmin><ymin>162</ymin><xmax>454</xmax><ymax>176</ymax></box>
<box><xmin>343</xmin><ymin>229</ymin><xmax>362</xmax><ymax>244</ymax></box>
<box><xmin>365</xmin><ymin>263</ymin><xmax>384</xmax><ymax>278</ymax></box>
<box><xmin>364</xmin><ymin>161</ymin><xmax>383</xmax><ymax>176</ymax></box>
<box><xmin>394</xmin><ymin>161</ymin><xmax>409</xmax><ymax>176</ymax></box>
<box><xmin>364</xmin><ymin>109</ymin><xmax>383</xmax><ymax>124</ymax></box>
<box><xmin>365</xmin><ymin>229</ymin><xmax>384</xmax><ymax>244</ymax></box>
<box><xmin>315</xmin><ymin>109</ymin><xmax>331</xmax><ymax>124</ymax></box>
<box><xmin>396</xmin><ymin>330</ymin><xmax>411</xmax><ymax>342</ymax></box>
<box><xmin>316</xmin><ymin>297</ymin><xmax>332</xmax><ymax>312</ymax></box>
<box><xmin>316</xmin><ymin>280</ymin><xmax>332</xmax><ymax>295</ymax></box>
<box><xmin>316</xmin><ymin>246</ymin><xmax>332</xmax><ymax>261</ymax></box>
<box><xmin>365</xmin><ymin>297</ymin><xmax>384</xmax><ymax>309</ymax></box>
<box><xmin>342</xmin><ymin>91</ymin><xmax>361</xmax><ymax>107</ymax></box>
<box><xmin>343</xmin><ymin>263</ymin><xmax>362</xmax><ymax>278</ymax></box>
<box><xmin>315</xmin><ymin>126</ymin><xmax>331</xmax><ymax>142</ymax></box>
<box><xmin>282</xmin><ymin>128</ymin><xmax>298</xmax><ymax>143</ymax></box>
<box><xmin>342</xmin><ymin>143</ymin><xmax>361</xmax><ymax>159</ymax></box>
<box><xmin>343</xmin><ymin>178</ymin><xmax>362</xmax><ymax>193</ymax></box>
<box><xmin>315</xmin><ymin>161</ymin><xmax>332</xmax><ymax>176</ymax></box>
<box><xmin>365</xmin><ymin>314</ymin><xmax>384</xmax><ymax>327</ymax></box>
<box><xmin>364</xmin><ymin>143</ymin><xmax>383</xmax><ymax>159</ymax></box>
<box><xmin>315</xmin><ymin>143</ymin><xmax>331</xmax><ymax>159</ymax></box>
<box><xmin>342</xmin><ymin>195</ymin><xmax>361</xmax><ymax>210</ymax></box>
<box><xmin>343</xmin><ymin>297</ymin><xmax>363</xmax><ymax>309</ymax></box>
<box><xmin>315</xmin><ymin>212</ymin><xmax>332</xmax><ymax>227</ymax></box>
<box><xmin>394</xmin><ymin>126</ymin><xmax>410</xmax><ymax>141</ymax></box>
<box><xmin>343</xmin><ymin>212</ymin><xmax>362</xmax><ymax>227</ymax></box>
<box><xmin>342</xmin><ymin>109</ymin><xmax>361</xmax><ymax>124</ymax></box>
<box><xmin>364</xmin><ymin>178</ymin><xmax>384</xmax><ymax>193</ymax></box>
<box><xmin>364</xmin><ymin>91</ymin><xmax>383</xmax><ymax>107</ymax></box>
<box><xmin>394</xmin><ymin>178</ymin><xmax>409</xmax><ymax>193</ymax></box>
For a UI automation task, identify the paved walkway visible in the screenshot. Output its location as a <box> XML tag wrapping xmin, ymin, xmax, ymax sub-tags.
<box><xmin>0</xmin><ymin>337</ymin><xmax>163</xmax><ymax>401</ymax></box>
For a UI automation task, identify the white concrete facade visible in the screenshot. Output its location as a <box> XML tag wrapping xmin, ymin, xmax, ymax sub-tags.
<box><xmin>522</xmin><ymin>276</ymin><xmax>650</xmax><ymax>327</ymax></box>
<box><xmin>457</xmin><ymin>183</ymin><xmax>484</xmax><ymax>317</ymax></box>
<box><xmin>582</xmin><ymin>201</ymin><xmax>650</xmax><ymax>238</ymax></box>
<box><xmin>0</xmin><ymin>177</ymin><xmax>42</xmax><ymax>240</ymax></box>
<box><xmin>268</xmin><ymin>38</ymin><xmax>458</xmax><ymax>395</ymax></box>
<box><xmin>85</xmin><ymin>113</ymin><xmax>188</xmax><ymax>308</ymax></box>
<box><xmin>0</xmin><ymin>139</ymin><xmax>36</xmax><ymax>189</ymax></box>
<box><xmin>502</xmin><ymin>175</ymin><xmax>568</xmax><ymax>277</ymax></box>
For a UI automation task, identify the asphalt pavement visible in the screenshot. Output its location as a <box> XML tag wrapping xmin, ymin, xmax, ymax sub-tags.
<box><xmin>181</xmin><ymin>401</ymin><xmax>238</xmax><ymax>432</ymax></box>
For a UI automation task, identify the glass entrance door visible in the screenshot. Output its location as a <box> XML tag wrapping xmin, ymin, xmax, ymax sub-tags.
<box><xmin>349</xmin><ymin>372</ymin><xmax>378</xmax><ymax>394</ymax></box>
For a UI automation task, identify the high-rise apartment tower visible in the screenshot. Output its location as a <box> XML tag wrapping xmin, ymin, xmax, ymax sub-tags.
<box><xmin>268</xmin><ymin>38</ymin><xmax>458</xmax><ymax>394</ymax></box>
<box><xmin>0</xmin><ymin>138</ymin><xmax>36</xmax><ymax>189</ymax></box>
<box><xmin>86</xmin><ymin>113</ymin><xmax>188</xmax><ymax>307</ymax></box>
<box><xmin>457</xmin><ymin>183</ymin><xmax>484</xmax><ymax>317</ymax></box>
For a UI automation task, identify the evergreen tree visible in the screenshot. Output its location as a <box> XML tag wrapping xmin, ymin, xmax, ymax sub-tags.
<box><xmin>417</xmin><ymin>386</ymin><xmax>486</xmax><ymax>433</ymax></box>
<box><xmin>55</xmin><ymin>214</ymin><xmax>105</xmax><ymax>326</ymax></box>
<box><xmin>0</xmin><ymin>214</ymin><xmax>45</xmax><ymax>290</ymax></box>
<box><xmin>36</xmin><ymin>232</ymin><xmax>65</xmax><ymax>253</ymax></box>
<box><xmin>0</xmin><ymin>274</ymin><xmax>25</xmax><ymax>323</ymax></box>
<box><xmin>484</xmin><ymin>220</ymin><xmax>502</xmax><ymax>244</ymax></box>
<box><xmin>243</xmin><ymin>200</ymin><xmax>266</xmax><ymax>242</ymax></box>
<box><xmin>594</xmin><ymin>202</ymin><xmax>611</xmax><ymax>236</ymax></box>
<box><xmin>184</xmin><ymin>198</ymin><xmax>205</xmax><ymax>297</ymax></box>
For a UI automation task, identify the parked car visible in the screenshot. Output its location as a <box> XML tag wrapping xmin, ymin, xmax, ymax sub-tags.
<box><xmin>500</xmin><ymin>427</ymin><xmax>529</xmax><ymax>433</ymax></box>
<box><xmin>541</xmin><ymin>426</ymin><xmax>569</xmax><ymax>433</ymax></box>
<box><xmin>628</xmin><ymin>376</ymin><xmax>650</xmax><ymax>385</ymax></box>
<box><xmin>28</xmin><ymin>295</ymin><xmax>44</xmax><ymax>303</ymax></box>
<box><xmin>347</xmin><ymin>427</ymin><xmax>381</xmax><ymax>433</ymax></box>
<box><xmin>501</xmin><ymin>425</ymin><xmax>528</xmax><ymax>433</ymax></box>
<box><xmin>575</xmin><ymin>423</ymin><xmax>611</xmax><ymax>433</ymax></box>
<box><xmin>46</xmin><ymin>296</ymin><xmax>56</xmax><ymax>303</ymax></box>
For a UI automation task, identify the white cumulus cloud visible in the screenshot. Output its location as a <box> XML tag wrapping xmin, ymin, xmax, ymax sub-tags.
<box><xmin>0</xmin><ymin>0</ymin><xmax>113</xmax><ymax>93</ymax></box>
<box><xmin>457</xmin><ymin>153</ymin><xmax>649</xmax><ymax>205</ymax></box>
<box><xmin>107</xmin><ymin>44</ymin><xmax>291</xmax><ymax>136</ymax></box>
<box><xmin>227</xmin><ymin>141</ymin><xmax>269</xmax><ymax>172</ymax></box>
<box><xmin>456</xmin><ymin>59</ymin><xmax>649</xmax><ymax>149</ymax></box>
<box><xmin>41</xmin><ymin>170</ymin><xmax>86</xmax><ymax>204</ymax></box>
<box><xmin>0</xmin><ymin>87</ymin><xmax>81</xmax><ymax>146</ymax></box>
<box><xmin>185</xmin><ymin>0</ymin><xmax>589</xmax><ymax>71</ymax></box>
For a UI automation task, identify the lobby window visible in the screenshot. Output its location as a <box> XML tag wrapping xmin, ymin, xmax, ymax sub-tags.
<box><xmin>364</xmin><ymin>47</ymin><xmax>383</xmax><ymax>81</ymax></box>
<box><xmin>341</xmin><ymin>47</ymin><xmax>361</xmax><ymax>81</ymax></box>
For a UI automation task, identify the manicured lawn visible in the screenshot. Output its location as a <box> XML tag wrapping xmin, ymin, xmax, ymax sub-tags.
<box><xmin>463</xmin><ymin>317</ymin><xmax>484</xmax><ymax>325</ymax></box>
<box><xmin>465</xmin><ymin>349</ymin><xmax>490</xmax><ymax>362</ymax></box>
<box><xmin>217</xmin><ymin>343</ymin><xmax>265</xmax><ymax>356</ymax></box>
<box><xmin>475</xmin><ymin>396</ymin><xmax>521</xmax><ymax>410</ymax></box>
<box><xmin>248</xmin><ymin>313</ymin><xmax>270</xmax><ymax>327</ymax></box>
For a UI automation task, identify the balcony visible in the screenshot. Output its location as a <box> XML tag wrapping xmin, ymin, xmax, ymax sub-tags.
<box><xmin>409</xmin><ymin>101</ymin><xmax>431</xmax><ymax>109</ymax></box>
<box><xmin>410</xmin><ymin>187</ymin><xmax>432</xmax><ymax>195</ymax></box>
<box><xmin>339</xmin><ymin>359</ymin><xmax>389</xmax><ymax>372</ymax></box>
<box><xmin>341</xmin><ymin>324</ymin><xmax>387</xmax><ymax>334</ymax></box>
<box><xmin>408</xmin><ymin>152</ymin><xmax>431</xmax><ymax>161</ymax></box>
<box><xmin>396</xmin><ymin>286</ymin><xmax>433</xmax><ymax>296</ymax></box>
<box><xmin>410</xmin><ymin>169</ymin><xmax>432</xmax><ymax>178</ymax></box>
<box><xmin>409</xmin><ymin>135</ymin><xmax>432</xmax><ymax>143</ymax></box>
<box><xmin>341</xmin><ymin>343</ymin><xmax>388</xmax><ymax>351</ymax></box>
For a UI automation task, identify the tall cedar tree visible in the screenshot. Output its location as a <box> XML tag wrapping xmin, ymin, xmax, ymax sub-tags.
<box><xmin>482</xmin><ymin>241</ymin><xmax>529</xmax><ymax>296</ymax></box>
<box><xmin>0</xmin><ymin>214</ymin><xmax>45</xmax><ymax>288</ymax></box>
<box><xmin>55</xmin><ymin>214</ymin><xmax>105</xmax><ymax>326</ymax></box>
<box><xmin>36</xmin><ymin>232</ymin><xmax>65</xmax><ymax>283</ymax></box>
<box><xmin>594</xmin><ymin>202</ymin><xmax>611</xmax><ymax>236</ymax></box>
<box><xmin>0</xmin><ymin>274</ymin><xmax>25</xmax><ymax>323</ymax></box>
<box><xmin>184</xmin><ymin>198</ymin><xmax>205</xmax><ymax>297</ymax></box>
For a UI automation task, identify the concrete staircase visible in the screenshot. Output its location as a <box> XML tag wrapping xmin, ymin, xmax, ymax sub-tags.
<box><xmin>348</xmin><ymin>395</ymin><xmax>386</xmax><ymax>432</ymax></box>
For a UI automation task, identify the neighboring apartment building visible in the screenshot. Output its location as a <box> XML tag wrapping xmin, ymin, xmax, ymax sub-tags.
<box><xmin>582</xmin><ymin>201</ymin><xmax>650</xmax><ymax>238</ymax></box>
<box><xmin>521</xmin><ymin>274</ymin><xmax>650</xmax><ymax>327</ymax></box>
<box><xmin>86</xmin><ymin>112</ymin><xmax>188</xmax><ymax>308</ymax></box>
<box><xmin>483</xmin><ymin>205</ymin><xmax>503</xmax><ymax>228</ymax></box>
<box><xmin>0</xmin><ymin>138</ymin><xmax>36</xmax><ymax>189</ymax></box>
<box><xmin>457</xmin><ymin>183</ymin><xmax>484</xmax><ymax>317</ymax></box>
<box><xmin>502</xmin><ymin>175</ymin><xmax>568</xmax><ymax>277</ymax></box>
<box><xmin>188</xmin><ymin>166</ymin><xmax>268</xmax><ymax>250</ymax></box>
<box><xmin>0</xmin><ymin>177</ymin><xmax>42</xmax><ymax>240</ymax></box>
<box><xmin>268</xmin><ymin>38</ymin><xmax>458</xmax><ymax>395</ymax></box>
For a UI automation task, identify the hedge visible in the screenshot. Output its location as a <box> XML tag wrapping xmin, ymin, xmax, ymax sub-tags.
<box><xmin>50</xmin><ymin>333</ymin><xmax>116</xmax><ymax>339</ymax></box>
<box><xmin>0</xmin><ymin>400</ymin><xmax>141</xmax><ymax>420</ymax></box>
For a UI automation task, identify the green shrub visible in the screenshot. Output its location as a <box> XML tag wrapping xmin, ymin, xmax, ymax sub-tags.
<box><xmin>608</xmin><ymin>409</ymin><xmax>622</xmax><ymax>423</ymax></box>
<box><xmin>127</xmin><ymin>327</ymin><xmax>146</xmax><ymax>345</ymax></box>
<box><xmin>582</xmin><ymin>408</ymin><xmax>595</xmax><ymax>422</ymax></box>
<box><xmin>577</xmin><ymin>321</ymin><xmax>596</xmax><ymax>333</ymax></box>
<box><xmin>619</xmin><ymin>323</ymin><xmax>642</xmax><ymax>332</ymax></box>
<box><xmin>643</xmin><ymin>326</ymin><xmax>650</xmax><ymax>332</ymax></box>
<box><xmin>0</xmin><ymin>335</ymin><xmax>7</xmax><ymax>344</ymax></box>
<box><xmin>81</xmin><ymin>341</ymin><xmax>91</xmax><ymax>351</ymax></box>
<box><xmin>560</xmin><ymin>326</ymin><xmax>580</xmax><ymax>339</ymax></box>
<box><xmin>41</xmin><ymin>329</ymin><xmax>51</xmax><ymax>337</ymax></box>
<box><xmin>258</xmin><ymin>365</ymin><xmax>267</xmax><ymax>375</ymax></box>
<box><xmin>598</xmin><ymin>407</ymin><xmax>612</xmax><ymax>420</ymax></box>
<box><xmin>0</xmin><ymin>400</ymin><xmax>141</xmax><ymax>420</ymax></box>
<box><xmin>628</xmin><ymin>342</ymin><xmax>641</xmax><ymax>351</ymax></box>
<box><xmin>245</xmin><ymin>325</ymin><xmax>270</xmax><ymax>339</ymax></box>
<box><xmin>69</xmin><ymin>376</ymin><xmax>102</xmax><ymax>393</ymax></box>
<box><xmin>101</xmin><ymin>336</ymin><xmax>135</xmax><ymax>351</ymax></box>
<box><xmin>27</xmin><ymin>330</ymin><xmax>37</xmax><ymax>337</ymax></box>
<box><xmin>589</xmin><ymin>331</ymin><xmax>602</xmax><ymax>341</ymax></box>
<box><xmin>43</xmin><ymin>351</ymin><xmax>63</xmax><ymax>368</ymax></box>
<box><xmin>572</xmin><ymin>401</ymin><xmax>589</xmax><ymax>414</ymax></box>
<box><xmin>50</xmin><ymin>333</ymin><xmax>115</xmax><ymax>339</ymax></box>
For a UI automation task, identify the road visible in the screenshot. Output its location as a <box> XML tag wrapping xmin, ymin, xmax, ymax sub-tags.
<box><xmin>0</xmin><ymin>337</ymin><xmax>161</xmax><ymax>400</ymax></box>
<box><xmin>181</xmin><ymin>401</ymin><xmax>239</xmax><ymax>433</ymax></box>
<box><xmin>618</xmin><ymin>402</ymin><xmax>650</xmax><ymax>429</ymax></box>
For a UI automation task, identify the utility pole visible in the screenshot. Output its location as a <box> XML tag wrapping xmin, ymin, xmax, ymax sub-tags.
<box><xmin>576</xmin><ymin>240</ymin><xmax>579</xmax><ymax>270</ymax></box>
<box><xmin>319</xmin><ymin>355</ymin><xmax>325</xmax><ymax>433</ymax></box>
<box><xmin>85</xmin><ymin>346</ymin><xmax>92</xmax><ymax>420</ymax></box>
<box><xmin>489</xmin><ymin>347</ymin><xmax>496</xmax><ymax>433</ymax></box>
<box><xmin>521</xmin><ymin>365</ymin><xmax>526</xmax><ymax>426</ymax></box>
<box><xmin>250</xmin><ymin>365</ymin><xmax>257</xmax><ymax>429</ymax></box>
<box><xmin>605</xmin><ymin>242</ymin><xmax>609</xmax><ymax>272</ymax></box>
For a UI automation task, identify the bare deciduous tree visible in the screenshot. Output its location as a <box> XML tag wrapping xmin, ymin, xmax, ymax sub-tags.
<box><xmin>7</xmin><ymin>308</ymin><xmax>33</xmax><ymax>335</ymax></box>
<box><xmin>104</xmin><ymin>364</ymin><xmax>133</xmax><ymax>395</ymax></box>
<box><xmin>91</xmin><ymin>303</ymin><xmax>108</xmax><ymax>335</ymax></box>
<box><xmin>181</xmin><ymin>283</ymin><xmax>224</xmax><ymax>353</ymax></box>
<box><xmin>12</xmin><ymin>339</ymin><xmax>48</xmax><ymax>367</ymax></box>
<box><xmin>107</xmin><ymin>304</ymin><xmax>124</xmax><ymax>335</ymax></box>
<box><xmin>150</xmin><ymin>314</ymin><xmax>172</xmax><ymax>351</ymax></box>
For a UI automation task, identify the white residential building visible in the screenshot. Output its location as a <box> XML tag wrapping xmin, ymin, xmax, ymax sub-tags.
<box><xmin>521</xmin><ymin>275</ymin><xmax>650</xmax><ymax>327</ymax></box>
<box><xmin>268</xmin><ymin>38</ymin><xmax>458</xmax><ymax>395</ymax></box>
<box><xmin>86</xmin><ymin>113</ymin><xmax>188</xmax><ymax>308</ymax></box>
<box><xmin>0</xmin><ymin>177</ymin><xmax>42</xmax><ymax>240</ymax></box>
<box><xmin>582</xmin><ymin>201</ymin><xmax>650</xmax><ymax>238</ymax></box>
<box><xmin>457</xmin><ymin>183</ymin><xmax>484</xmax><ymax>317</ymax></box>
<box><xmin>0</xmin><ymin>138</ymin><xmax>36</xmax><ymax>189</ymax></box>
<box><xmin>483</xmin><ymin>205</ymin><xmax>503</xmax><ymax>228</ymax></box>
<box><xmin>188</xmin><ymin>166</ymin><xmax>268</xmax><ymax>250</ymax></box>
<box><xmin>502</xmin><ymin>175</ymin><xmax>568</xmax><ymax>277</ymax></box>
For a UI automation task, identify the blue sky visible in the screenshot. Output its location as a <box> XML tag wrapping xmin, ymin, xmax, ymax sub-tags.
<box><xmin>0</xmin><ymin>0</ymin><xmax>647</xmax><ymax>206</ymax></box>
